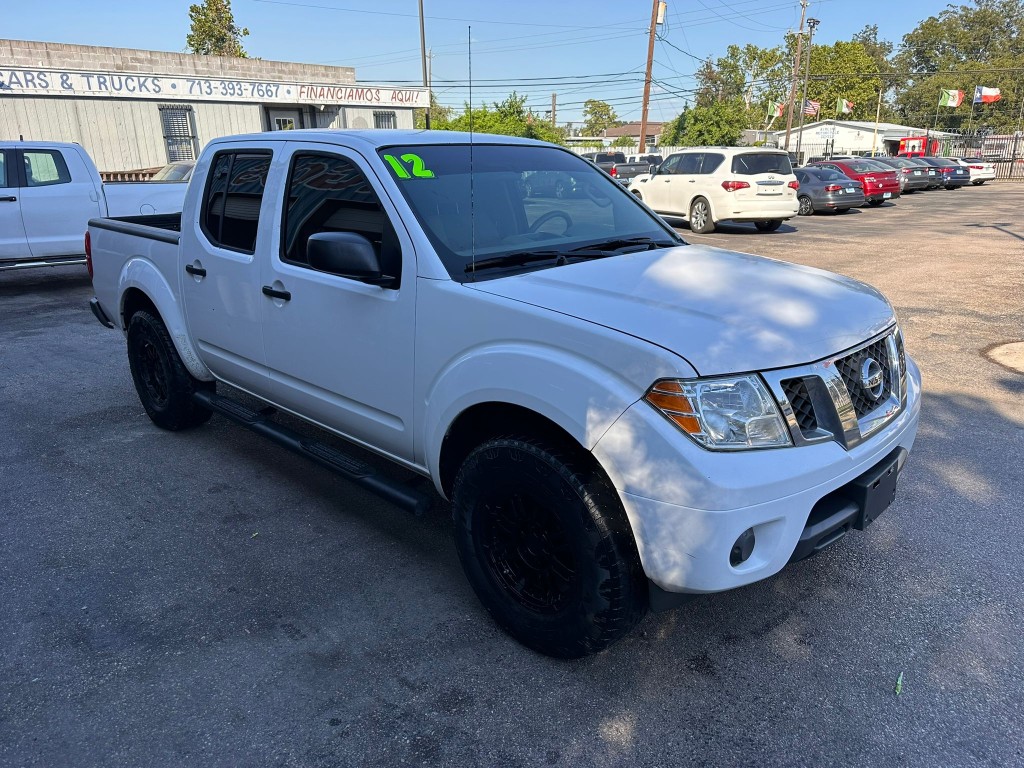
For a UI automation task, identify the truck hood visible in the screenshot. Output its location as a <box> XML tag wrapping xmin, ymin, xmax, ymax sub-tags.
<box><xmin>469</xmin><ymin>244</ymin><xmax>895</xmax><ymax>375</ymax></box>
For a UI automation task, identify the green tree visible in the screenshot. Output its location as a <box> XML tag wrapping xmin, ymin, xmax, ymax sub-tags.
<box><xmin>804</xmin><ymin>41</ymin><xmax>882</xmax><ymax>121</ymax></box>
<box><xmin>659</xmin><ymin>108</ymin><xmax>688</xmax><ymax>145</ymax></box>
<box><xmin>582</xmin><ymin>100</ymin><xmax>619</xmax><ymax>135</ymax></box>
<box><xmin>694</xmin><ymin>44</ymin><xmax>790</xmax><ymax>129</ymax></box>
<box><xmin>892</xmin><ymin>0</ymin><xmax>1024</xmax><ymax>131</ymax></box>
<box><xmin>611</xmin><ymin>135</ymin><xmax>636</xmax><ymax>147</ymax></box>
<box><xmin>436</xmin><ymin>93</ymin><xmax>565</xmax><ymax>144</ymax></box>
<box><xmin>678</xmin><ymin>101</ymin><xmax>746</xmax><ymax>146</ymax></box>
<box><xmin>414</xmin><ymin>92</ymin><xmax>454</xmax><ymax>130</ymax></box>
<box><xmin>187</xmin><ymin>0</ymin><xmax>250</xmax><ymax>57</ymax></box>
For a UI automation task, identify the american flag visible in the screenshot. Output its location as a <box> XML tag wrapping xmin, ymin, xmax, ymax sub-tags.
<box><xmin>803</xmin><ymin>99</ymin><xmax>820</xmax><ymax>116</ymax></box>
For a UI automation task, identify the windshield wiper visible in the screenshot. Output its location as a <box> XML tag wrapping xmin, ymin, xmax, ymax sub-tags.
<box><xmin>567</xmin><ymin>236</ymin><xmax>680</xmax><ymax>253</ymax></box>
<box><xmin>465</xmin><ymin>248</ymin><xmax>619</xmax><ymax>273</ymax></box>
<box><xmin>464</xmin><ymin>250</ymin><xmax>565</xmax><ymax>273</ymax></box>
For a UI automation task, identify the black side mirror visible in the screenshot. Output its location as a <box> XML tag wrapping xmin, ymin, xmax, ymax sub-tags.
<box><xmin>649</xmin><ymin>164</ymin><xmax>659</xmax><ymax>175</ymax></box>
<box><xmin>307</xmin><ymin>231</ymin><xmax>395</xmax><ymax>287</ymax></box>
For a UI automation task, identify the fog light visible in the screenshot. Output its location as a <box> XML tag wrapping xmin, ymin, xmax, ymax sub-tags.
<box><xmin>730</xmin><ymin>528</ymin><xmax>755</xmax><ymax>567</ymax></box>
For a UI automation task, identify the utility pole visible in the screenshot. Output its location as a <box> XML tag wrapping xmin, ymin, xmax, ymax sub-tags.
<box><xmin>794</xmin><ymin>17</ymin><xmax>819</xmax><ymax>163</ymax></box>
<box><xmin>418</xmin><ymin>0</ymin><xmax>430</xmax><ymax>128</ymax></box>
<box><xmin>783</xmin><ymin>0</ymin><xmax>809</xmax><ymax>151</ymax></box>
<box><xmin>551</xmin><ymin>93</ymin><xmax>557</xmax><ymax>128</ymax></box>
<box><xmin>638</xmin><ymin>0</ymin><xmax>661</xmax><ymax>154</ymax></box>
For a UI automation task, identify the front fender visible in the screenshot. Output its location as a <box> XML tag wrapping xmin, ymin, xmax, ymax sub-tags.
<box><xmin>119</xmin><ymin>257</ymin><xmax>212</xmax><ymax>381</ymax></box>
<box><xmin>422</xmin><ymin>342</ymin><xmax>652</xmax><ymax>495</ymax></box>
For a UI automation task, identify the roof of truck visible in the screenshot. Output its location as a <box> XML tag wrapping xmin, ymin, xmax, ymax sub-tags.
<box><xmin>207</xmin><ymin>129</ymin><xmax>554</xmax><ymax>149</ymax></box>
<box><xmin>0</xmin><ymin>140</ymin><xmax>82</xmax><ymax>149</ymax></box>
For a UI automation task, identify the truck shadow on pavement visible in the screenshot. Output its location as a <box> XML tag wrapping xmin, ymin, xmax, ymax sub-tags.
<box><xmin>205</xmin><ymin>387</ymin><xmax>1023</xmax><ymax>765</ymax></box>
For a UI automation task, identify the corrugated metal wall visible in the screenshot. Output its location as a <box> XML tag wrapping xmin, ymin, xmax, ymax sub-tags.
<box><xmin>0</xmin><ymin>97</ymin><xmax>265</xmax><ymax>170</ymax></box>
<box><xmin>0</xmin><ymin>97</ymin><xmax>416</xmax><ymax>170</ymax></box>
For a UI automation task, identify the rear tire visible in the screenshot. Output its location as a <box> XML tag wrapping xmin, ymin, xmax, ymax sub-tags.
<box><xmin>754</xmin><ymin>219</ymin><xmax>783</xmax><ymax>232</ymax></box>
<box><xmin>868</xmin><ymin>199</ymin><xmax>884</xmax><ymax>207</ymax></box>
<box><xmin>835</xmin><ymin>207</ymin><xmax>851</xmax><ymax>214</ymax></box>
<box><xmin>127</xmin><ymin>311</ymin><xmax>213</xmax><ymax>431</ymax></box>
<box><xmin>452</xmin><ymin>437</ymin><xmax>647</xmax><ymax>658</ymax></box>
<box><xmin>975</xmin><ymin>180</ymin><xmax>986</xmax><ymax>185</ymax></box>
<box><xmin>688</xmin><ymin>197</ymin><xmax>715</xmax><ymax>234</ymax></box>
<box><xmin>797</xmin><ymin>196</ymin><xmax>814</xmax><ymax>216</ymax></box>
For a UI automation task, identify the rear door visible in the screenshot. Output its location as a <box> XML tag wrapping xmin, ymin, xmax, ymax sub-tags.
<box><xmin>180</xmin><ymin>144</ymin><xmax>275</xmax><ymax>392</ymax></box>
<box><xmin>0</xmin><ymin>149</ymin><xmax>30</xmax><ymax>260</ymax></box>
<box><xmin>17</xmin><ymin>147</ymin><xmax>103</xmax><ymax>258</ymax></box>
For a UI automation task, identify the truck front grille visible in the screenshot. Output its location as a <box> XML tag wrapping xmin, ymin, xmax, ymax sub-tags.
<box><xmin>781</xmin><ymin>378</ymin><xmax>817</xmax><ymax>434</ymax></box>
<box><xmin>766</xmin><ymin>327</ymin><xmax>906</xmax><ymax>451</ymax></box>
<box><xmin>835</xmin><ymin>338</ymin><xmax>893</xmax><ymax>418</ymax></box>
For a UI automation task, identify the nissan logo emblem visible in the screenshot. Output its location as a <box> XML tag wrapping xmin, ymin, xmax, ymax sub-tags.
<box><xmin>860</xmin><ymin>358</ymin><xmax>885</xmax><ymax>399</ymax></box>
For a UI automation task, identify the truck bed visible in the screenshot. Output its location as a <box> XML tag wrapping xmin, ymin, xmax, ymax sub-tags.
<box><xmin>88</xmin><ymin>213</ymin><xmax>183</xmax><ymax>245</ymax></box>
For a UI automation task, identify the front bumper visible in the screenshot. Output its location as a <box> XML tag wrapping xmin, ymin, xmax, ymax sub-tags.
<box><xmin>593</xmin><ymin>355</ymin><xmax>921</xmax><ymax>595</ymax></box>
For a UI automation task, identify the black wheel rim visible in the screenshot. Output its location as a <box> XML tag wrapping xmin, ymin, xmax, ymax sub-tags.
<box><xmin>138</xmin><ymin>338</ymin><xmax>169</xmax><ymax>408</ymax></box>
<box><xmin>478</xmin><ymin>492</ymin><xmax>578</xmax><ymax>614</ymax></box>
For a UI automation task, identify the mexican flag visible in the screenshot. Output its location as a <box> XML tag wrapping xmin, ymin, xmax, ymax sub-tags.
<box><xmin>768</xmin><ymin>101</ymin><xmax>785</xmax><ymax>118</ymax></box>
<box><xmin>836</xmin><ymin>98</ymin><xmax>854</xmax><ymax>114</ymax></box>
<box><xmin>974</xmin><ymin>86</ymin><xmax>1002</xmax><ymax>104</ymax></box>
<box><xmin>939</xmin><ymin>89</ymin><xmax>964</xmax><ymax>107</ymax></box>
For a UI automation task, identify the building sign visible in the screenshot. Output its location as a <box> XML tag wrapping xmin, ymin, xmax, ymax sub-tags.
<box><xmin>0</xmin><ymin>68</ymin><xmax>428</xmax><ymax>108</ymax></box>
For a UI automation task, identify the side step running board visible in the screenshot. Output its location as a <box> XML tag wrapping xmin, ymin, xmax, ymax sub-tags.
<box><xmin>193</xmin><ymin>390</ymin><xmax>431</xmax><ymax>516</ymax></box>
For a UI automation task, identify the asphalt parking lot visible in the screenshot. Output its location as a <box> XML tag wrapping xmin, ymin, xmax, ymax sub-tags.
<box><xmin>2</xmin><ymin>184</ymin><xmax>1023</xmax><ymax>767</ymax></box>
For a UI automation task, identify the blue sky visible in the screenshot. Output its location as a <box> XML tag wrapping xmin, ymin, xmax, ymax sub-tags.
<box><xmin>4</xmin><ymin>0</ymin><xmax>952</xmax><ymax>124</ymax></box>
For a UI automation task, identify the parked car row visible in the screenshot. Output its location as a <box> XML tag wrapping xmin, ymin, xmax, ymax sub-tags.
<box><xmin>620</xmin><ymin>145</ymin><xmax>998</xmax><ymax>233</ymax></box>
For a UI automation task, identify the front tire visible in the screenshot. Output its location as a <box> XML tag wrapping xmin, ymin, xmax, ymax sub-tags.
<box><xmin>127</xmin><ymin>311</ymin><xmax>213</xmax><ymax>431</ymax></box>
<box><xmin>452</xmin><ymin>437</ymin><xmax>647</xmax><ymax>658</ymax></box>
<box><xmin>754</xmin><ymin>219</ymin><xmax>783</xmax><ymax>232</ymax></box>
<box><xmin>689</xmin><ymin>197</ymin><xmax>715</xmax><ymax>234</ymax></box>
<box><xmin>797</xmin><ymin>196</ymin><xmax>814</xmax><ymax>216</ymax></box>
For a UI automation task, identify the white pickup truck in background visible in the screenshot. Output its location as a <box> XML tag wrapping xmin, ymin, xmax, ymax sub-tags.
<box><xmin>0</xmin><ymin>141</ymin><xmax>187</xmax><ymax>271</ymax></box>
<box><xmin>88</xmin><ymin>130</ymin><xmax>921</xmax><ymax>658</ymax></box>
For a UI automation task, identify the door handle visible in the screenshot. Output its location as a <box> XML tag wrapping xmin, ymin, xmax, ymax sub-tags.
<box><xmin>185</xmin><ymin>264</ymin><xmax>207</xmax><ymax>277</ymax></box>
<box><xmin>0</xmin><ymin>196</ymin><xmax>16</xmax><ymax>202</ymax></box>
<box><xmin>688</xmin><ymin>179</ymin><xmax>695</xmax><ymax>183</ymax></box>
<box><xmin>262</xmin><ymin>285</ymin><xmax>291</xmax><ymax>301</ymax></box>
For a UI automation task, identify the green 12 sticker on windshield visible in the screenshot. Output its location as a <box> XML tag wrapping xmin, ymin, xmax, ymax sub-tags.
<box><xmin>383</xmin><ymin>153</ymin><xmax>435</xmax><ymax>179</ymax></box>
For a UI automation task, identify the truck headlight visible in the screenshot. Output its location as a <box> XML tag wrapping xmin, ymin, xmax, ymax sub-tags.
<box><xmin>644</xmin><ymin>375</ymin><xmax>791</xmax><ymax>451</ymax></box>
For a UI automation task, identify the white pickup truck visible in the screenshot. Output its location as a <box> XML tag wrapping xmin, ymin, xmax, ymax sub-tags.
<box><xmin>0</xmin><ymin>141</ymin><xmax>186</xmax><ymax>271</ymax></box>
<box><xmin>88</xmin><ymin>130</ymin><xmax>921</xmax><ymax>658</ymax></box>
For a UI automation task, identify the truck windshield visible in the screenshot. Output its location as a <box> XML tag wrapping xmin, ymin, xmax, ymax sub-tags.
<box><xmin>378</xmin><ymin>144</ymin><xmax>680</xmax><ymax>280</ymax></box>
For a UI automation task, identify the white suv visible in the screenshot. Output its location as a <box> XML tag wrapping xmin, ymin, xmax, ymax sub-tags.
<box><xmin>631</xmin><ymin>147</ymin><xmax>800</xmax><ymax>233</ymax></box>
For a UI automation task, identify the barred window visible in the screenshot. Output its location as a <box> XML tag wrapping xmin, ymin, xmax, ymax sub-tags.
<box><xmin>159</xmin><ymin>105</ymin><xmax>199</xmax><ymax>162</ymax></box>
<box><xmin>373</xmin><ymin>110</ymin><xmax>397</xmax><ymax>130</ymax></box>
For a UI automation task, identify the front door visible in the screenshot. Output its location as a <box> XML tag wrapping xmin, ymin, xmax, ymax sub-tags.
<box><xmin>17</xmin><ymin>147</ymin><xmax>102</xmax><ymax>258</ymax></box>
<box><xmin>0</xmin><ymin>149</ymin><xmax>29</xmax><ymax>260</ymax></box>
<box><xmin>643</xmin><ymin>154</ymin><xmax>680</xmax><ymax>212</ymax></box>
<box><xmin>260</xmin><ymin>144</ymin><xmax>417</xmax><ymax>461</ymax></box>
<box><xmin>180</xmin><ymin>144</ymin><xmax>275</xmax><ymax>392</ymax></box>
<box><xmin>268</xmin><ymin>109</ymin><xmax>302</xmax><ymax>132</ymax></box>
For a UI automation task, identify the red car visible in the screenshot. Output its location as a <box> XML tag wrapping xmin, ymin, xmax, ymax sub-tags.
<box><xmin>807</xmin><ymin>159</ymin><xmax>901</xmax><ymax>206</ymax></box>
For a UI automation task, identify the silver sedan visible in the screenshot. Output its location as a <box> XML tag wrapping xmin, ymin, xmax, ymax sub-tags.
<box><xmin>794</xmin><ymin>166</ymin><xmax>867</xmax><ymax>215</ymax></box>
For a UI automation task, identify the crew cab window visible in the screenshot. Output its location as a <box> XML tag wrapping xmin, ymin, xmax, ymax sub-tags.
<box><xmin>0</xmin><ymin>151</ymin><xmax>7</xmax><ymax>187</ymax></box>
<box><xmin>202</xmin><ymin>150</ymin><xmax>272</xmax><ymax>253</ymax></box>
<box><xmin>23</xmin><ymin>150</ymin><xmax>72</xmax><ymax>187</ymax></box>
<box><xmin>281</xmin><ymin>152</ymin><xmax>401</xmax><ymax>285</ymax></box>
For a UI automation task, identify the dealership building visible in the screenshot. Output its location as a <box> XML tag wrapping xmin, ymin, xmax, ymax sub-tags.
<box><xmin>0</xmin><ymin>39</ymin><xmax>428</xmax><ymax>172</ymax></box>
